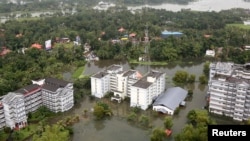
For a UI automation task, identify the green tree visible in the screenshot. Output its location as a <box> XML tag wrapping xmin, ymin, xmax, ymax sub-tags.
<box><xmin>174</xmin><ymin>124</ymin><xmax>208</xmax><ymax>141</ymax></box>
<box><xmin>199</xmin><ymin>75</ymin><xmax>208</xmax><ymax>84</ymax></box>
<box><xmin>33</xmin><ymin>124</ymin><xmax>69</xmax><ymax>141</ymax></box>
<box><xmin>164</xmin><ymin>116</ymin><xmax>173</xmax><ymax>129</ymax></box>
<box><xmin>93</xmin><ymin>104</ymin><xmax>105</xmax><ymax>120</ymax></box>
<box><xmin>187</xmin><ymin>74</ymin><xmax>196</xmax><ymax>83</ymax></box>
<box><xmin>203</xmin><ymin>61</ymin><xmax>210</xmax><ymax>77</ymax></box>
<box><xmin>127</xmin><ymin>112</ymin><xmax>137</xmax><ymax>122</ymax></box>
<box><xmin>93</xmin><ymin>102</ymin><xmax>112</xmax><ymax>120</ymax></box>
<box><xmin>187</xmin><ymin>109</ymin><xmax>215</xmax><ymax>126</ymax></box>
<box><xmin>172</xmin><ymin>70</ymin><xmax>189</xmax><ymax>84</ymax></box>
<box><xmin>139</xmin><ymin>115</ymin><xmax>149</xmax><ymax>127</ymax></box>
<box><xmin>150</xmin><ymin>128</ymin><xmax>166</xmax><ymax>141</ymax></box>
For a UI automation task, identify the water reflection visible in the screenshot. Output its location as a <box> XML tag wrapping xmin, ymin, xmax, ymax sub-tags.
<box><xmin>94</xmin><ymin>119</ymin><xmax>105</xmax><ymax>131</ymax></box>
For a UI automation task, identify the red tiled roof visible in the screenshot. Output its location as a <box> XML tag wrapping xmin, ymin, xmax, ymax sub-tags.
<box><xmin>204</xmin><ymin>34</ymin><xmax>211</xmax><ymax>38</ymax></box>
<box><xmin>118</xmin><ymin>27</ymin><xmax>125</xmax><ymax>32</ymax></box>
<box><xmin>129</xmin><ymin>33</ymin><xmax>136</xmax><ymax>37</ymax></box>
<box><xmin>0</xmin><ymin>47</ymin><xmax>11</xmax><ymax>56</ymax></box>
<box><xmin>31</xmin><ymin>43</ymin><xmax>42</xmax><ymax>49</ymax></box>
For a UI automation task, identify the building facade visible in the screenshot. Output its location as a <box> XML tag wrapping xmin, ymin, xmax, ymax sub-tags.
<box><xmin>91</xmin><ymin>72</ymin><xmax>110</xmax><ymax>98</ymax></box>
<box><xmin>208</xmin><ymin>62</ymin><xmax>250</xmax><ymax>121</ymax></box>
<box><xmin>112</xmin><ymin>70</ymin><xmax>142</xmax><ymax>102</ymax></box>
<box><xmin>2</xmin><ymin>93</ymin><xmax>27</xmax><ymax>129</ymax></box>
<box><xmin>0</xmin><ymin>102</ymin><xmax>5</xmax><ymax>129</ymax></box>
<box><xmin>130</xmin><ymin>70</ymin><xmax>166</xmax><ymax>110</ymax></box>
<box><xmin>106</xmin><ymin>64</ymin><xmax>123</xmax><ymax>92</ymax></box>
<box><xmin>15</xmin><ymin>84</ymin><xmax>42</xmax><ymax>113</ymax></box>
<box><xmin>41</xmin><ymin>78</ymin><xmax>74</xmax><ymax>113</ymax></box>
<box><xmin>91</xmin><ymin>64</ymin><xmax>123</xmax><ymax>98</ymax></box>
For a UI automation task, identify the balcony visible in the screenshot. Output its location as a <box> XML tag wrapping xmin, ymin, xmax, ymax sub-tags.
<box><xmin>235</xmin><ymin>103</ymin><xmax>244</xmax><ymax>108</ymax></box>
<box><xmin>234</xmin><ymin>108</ymin><xmax>244</xmax><ymax>113</ymax></box>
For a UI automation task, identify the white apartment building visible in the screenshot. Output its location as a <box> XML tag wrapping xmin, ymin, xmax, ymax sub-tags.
<box><xmin>112</xmin><ymin>70</ymin><xmax>142</xmax><ymax>102</ymax></box>
<box><xmin>15</xmin><ymin>84</ymin><xmax>42</xmax><ymax>113</ymax></box>
<box><xmin>208</xmin><ymin>62</ymin><xmax>250</xmax><ymax>121</ymax></box>
<box><xmin>130</xmin><ymin>70</ymin><xmax>166</xmax><ymax>110</ymax></box>
<box><xmin>41</xmin><ymin>78</ymin><xmax>74</xmax><ymax>113</ymax></box>
<box><xmin>209</xmin><ymin>62</ymin><xmax>234</xmax><ymax>80</ymax></box>
<box><xmin>0</xmin><ymin>103</ymin><xmax>5</xmax><ymax>129</ymax></box>
<box><xmin>91</xmin><ymin>71</ymin><xmax>110</xmax><ymax>98</ymax></box>
<box><xmin>91</xmin><ymin>64</ymin><xmax>123</xmax><ymax>98</ymax></box>
<box><xmin>2</xmin><ymin>92</ymin><xmax>27</xmax><ymax>129</ymax></box>
<box><xmin>106</xmin><ymin>64</ymin><xmax>123</xmax><ymax>92</ymax></box>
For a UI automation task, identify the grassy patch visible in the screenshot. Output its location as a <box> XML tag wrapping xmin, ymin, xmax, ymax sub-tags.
<box><xmin>226</xmin><ymin>24</ymin><xmax>250</xmax><ymax>30</ymax></box>
<box><xmin>53</xmin><ymin>42</ymin><xmax>75</xmax><ymax>49</ymax></box>
<box><xmin>129</xmin><ymin>60</ymin><xmax>168</xmax><ymax>65</ymax></box>
<box><xmin>72</xmin><ymin>66</ymin><xmax>85</xmax><ymax>79</ymax></box>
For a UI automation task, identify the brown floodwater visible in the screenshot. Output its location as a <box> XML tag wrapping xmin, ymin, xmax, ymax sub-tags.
<box><xmin>64</xmin><ymin>59</ymin><xmax>208</xmax><ymax>141</ymax></box>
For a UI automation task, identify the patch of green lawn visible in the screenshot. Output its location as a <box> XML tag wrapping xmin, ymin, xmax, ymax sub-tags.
<box><xmin>72</xmin><ymin>66</ymin><xmax>85</xmax><ymax>79</ymax></box>
<box><xmin>129</xmin><ymin>60</ymin><xmax>168</xmax><ymax>65</ymax></box>
<box><xmin>226</xmin><ymin>24</ymin><xmax>250</xmax><ymax>30</ymax></box>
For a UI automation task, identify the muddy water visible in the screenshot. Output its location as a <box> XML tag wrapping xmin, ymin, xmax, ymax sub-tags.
<box><xmin>65</xmin><ymin>59</ymin><xmax>207</xmax><ymax>141</ymax></box>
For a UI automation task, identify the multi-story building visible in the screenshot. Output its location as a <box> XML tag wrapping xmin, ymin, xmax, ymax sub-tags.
<box><xmin>2</xmin><ymin>92</ymin><xmax>27</xmax><ymax>129</ymax></box>
<box><xmin>209</xmin><ymin>62</ymin><xmax>234</xmax><ymax>80</ymax></box>
<box><xmin>130</xmin><ymin>70</ymin><xmax>166</xmax><ymax>110</ymax></box>
<box><xmin>91</xmin><ymin>64</ymin><xmax>123</xmax><ymax>98</ymax></box>
<box><xmin>208</xmin><ymin>62</ymin><xmax>250</xmax><ymax>121</ymax></box>
<box><xmin>111</xmin><ymin>70</ymin><xmax>142</xmax><ymax>102</ymax></box>
<box><xmin>0</xmin><ymin>102</ymin><xmax>5</xmax><ymax>129</ymax></box>
<box><xmin>106</xmin><ymin>64</ymin><xmax>123</xmax><ymax>92</ymax></box>
<box><xmin>41</xmin><ymin>77</ymin><xmax>74</xmax><ymax>113</ymax></box>
<box><xmin>91</xmin><ymin>71</ymin><xmax>110</xmax><ymax>98</ymax></box>
<box><xmin>15</xmin><ymin>84</ymin><xmax>42</xmax><ymax>113</ymax></box>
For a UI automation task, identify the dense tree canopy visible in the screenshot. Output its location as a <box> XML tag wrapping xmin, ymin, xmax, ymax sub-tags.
<box><xmin>175</xmin><ymin>109</ymin><xmax>216</xmax><ymax>141</ymax></box>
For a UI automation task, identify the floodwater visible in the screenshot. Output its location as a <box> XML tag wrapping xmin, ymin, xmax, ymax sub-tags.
<box><xmin>128</xmin><ymin>0</ymin><xmax>250</xmax><ymax>12</ymax></box>
<box><xmin>68</xmin><ymin>59</ymin><xmax>208</xmax><ymax>141</ymax></box>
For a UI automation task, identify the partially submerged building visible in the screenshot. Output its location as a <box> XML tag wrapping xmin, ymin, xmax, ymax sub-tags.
<box><xmin>208</xmin><ymin>62</ymin><xmax>250</xmax><ymax>121</ymax></box>
<box><xmin>152</xmin><ymin>87</ymin><xmax>187</xmax><ymax>115</ymax></box>
<box><xmin>130</xmin><ymin>70</ymin><xmax>166</xmax><ymax>110</ymax></box>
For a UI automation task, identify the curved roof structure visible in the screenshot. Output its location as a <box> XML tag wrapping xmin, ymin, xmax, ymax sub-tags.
<box><xmin>153</xmin><ymin>87</ymin><xmax>187</xmax><ymax>110</ymax></box>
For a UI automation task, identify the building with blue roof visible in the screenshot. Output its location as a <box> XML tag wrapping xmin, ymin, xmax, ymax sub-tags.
<box><xmin>152</xmin><ymin>87</ymin><xmax>187</xmax><ymax>115</ymax></box>
<box><xmin>161</xmin><ymin>30</ymin><xmax>183</xmax><ymax>38</ymax></box>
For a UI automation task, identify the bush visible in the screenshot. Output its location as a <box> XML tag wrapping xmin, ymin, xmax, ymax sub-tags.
<box><xmin>127</xmin><ymin>112</ymin><xmax>137</xmax><ymax>122</ymax></box>
<box><xmin>4</xmin><ymin>127</ymin><xmax>12</xmax><ymax>133</ymax></box>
